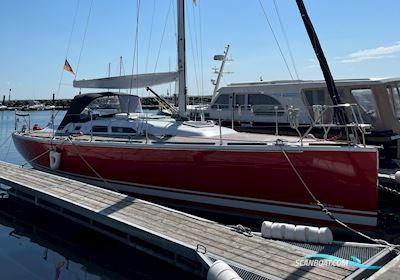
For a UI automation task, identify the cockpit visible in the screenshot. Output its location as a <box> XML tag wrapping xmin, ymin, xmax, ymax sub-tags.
<box><xmin>57</xmin><ymin>92</ymin><xmax>143</xmax><ymax>132</ymax></box>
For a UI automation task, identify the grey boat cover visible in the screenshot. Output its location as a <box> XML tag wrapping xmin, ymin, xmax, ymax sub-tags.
<box><xmin>73</xmin><ymin>72</ymin><xmax>178</xmax><ymax>89</ymax></box>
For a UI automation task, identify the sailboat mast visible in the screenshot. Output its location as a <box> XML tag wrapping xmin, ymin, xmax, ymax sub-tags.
<box><xmin>177</xmin><ymin>0</ymin><xmax>187</xmax><ymax>118</ymax></box>
<box><xmin>295</xmin><ymin>0</ymin><xmax>348</xmax><ymax>124</ymax></box>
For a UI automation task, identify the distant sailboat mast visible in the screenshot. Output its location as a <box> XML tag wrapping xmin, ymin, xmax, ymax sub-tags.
<box><xmin>177</xmin><ymin>0</ymin><xmax>187</xmax><ymax>118</ymax></box>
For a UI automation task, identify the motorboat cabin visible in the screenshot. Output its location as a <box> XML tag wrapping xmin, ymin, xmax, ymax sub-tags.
<box><xmin>190</xmin><ymin>78</ymin><xmax>400</xmax><ymax>157</ymax></box>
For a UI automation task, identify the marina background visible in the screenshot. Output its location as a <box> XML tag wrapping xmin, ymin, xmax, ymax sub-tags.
<box><xmin>1</xmin><ymin>0</ymin><xmax>400</xmax><ymax>100</ymax></box>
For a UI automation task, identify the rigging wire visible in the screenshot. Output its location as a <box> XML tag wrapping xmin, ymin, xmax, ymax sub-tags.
<box><xmin>152</xmin><ymin>0</ymin><xmax>173</xmax><ymax>75</ymax></box>
<box><xmin>171</xmin><ymin>0</ymin><xmax>178</xmax><ymax>98</ymax></box>
<box><xmin>74</xmin><ymin>0</ymin><xmax>94</xmax><ymax>79</ymax></box>
<box><xmin>258</xmin><ymin>0</ymin><xmax>294</xmax><ymax>80</ymax></box>
<box><xmin>53</xmin><ymin>0</ymin><xmax>81</xmax><ymax>122</ymax></box>
<box><xmin>186</xmin><ymin>4</ymin><xmax>200</xmax><ymax>96</ymax></box>
<box><xmin>273</xmin><ymin>0</ymin><xmax>300</xmax><ymax>80</ymax></box>
<box><xmin>53</xmin><ymin>0</ymin><xmax>92</xmax><ymax>122</ymax></box>
<box><xmin>2</xmin><ymin>137</ymin><xmax>12</xmax><ymax>161</ymax></box>
<box><xmin>0</xmin><ymin>134</ymin><xmax>11</xmax><ymax>150</ymax></box>
<box><xmin>67</xmin><ymin>138</ymin><xmax>119</xmax><ymax>192</ymax></box>
<box><xmin>129</xmin><ymin>0</ymin><xmax>141</xmax><ymax>95</ymax></box>
<box><xmin>145</xmin><ymin>0</ymin><xmax>157</xmax><ymax>73</ymax></box>
<box><xmin>191</xmin><ymin>2</ymin><xmax>203</xmax><ymax>98</ymax></box>
<box><xmin>56</xmin><ymin>0</ymin><xmax>81</xmax><ymax>99</ymax></box>
<box><xmin>171</xmin><ymin>0</ymin><xmax>177</xmax><ymax>49</ymax></box>
<box><xmin>197</xmin><ymin>1</ymin><xmax>205</xmax><ymax>104</ymax></box>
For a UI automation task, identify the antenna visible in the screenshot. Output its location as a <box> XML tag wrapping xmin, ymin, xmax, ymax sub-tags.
<box><xmin>211</xmin><ymin>45</ymin><xmax>232</xmax><ymax>101</ymax></box>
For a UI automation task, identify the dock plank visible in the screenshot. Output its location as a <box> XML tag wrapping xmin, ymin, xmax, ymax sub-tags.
<box><xmin>0</xmin><ymin>161</ymin><xmax>356</xmax><ymax>280</ymax></box>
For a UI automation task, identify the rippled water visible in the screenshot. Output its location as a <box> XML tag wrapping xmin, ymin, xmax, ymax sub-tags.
<box><xmin>0</xmin><ymin>110</ymin><xmax>198</xmax><ymax>280</ymax></box>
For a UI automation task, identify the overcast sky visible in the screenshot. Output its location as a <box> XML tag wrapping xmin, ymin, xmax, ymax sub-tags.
<box><xmin>0</xmin><ymin>0</ymin><xmax>399</xmax><ymax>100</ymax></box>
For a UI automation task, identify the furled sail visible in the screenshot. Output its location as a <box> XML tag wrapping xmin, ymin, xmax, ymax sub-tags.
<box><xmin>73</xmin><ymin>72</ymin><xmax>178</xmax><ymax>89</ymax></box>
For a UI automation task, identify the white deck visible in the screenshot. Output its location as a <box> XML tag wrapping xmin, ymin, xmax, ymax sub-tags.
<box><xmin>24</xmin><ymin>129</ymin><xmax>350</xmax><ymax>147</ymax></box>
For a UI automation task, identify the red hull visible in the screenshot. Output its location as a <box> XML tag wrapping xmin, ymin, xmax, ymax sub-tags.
<box><xmin>13</xmin><ymin>133</ymin><xmax>378</xmax><ymax>230</ymax></box>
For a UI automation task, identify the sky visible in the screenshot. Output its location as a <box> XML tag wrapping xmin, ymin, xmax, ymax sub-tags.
<box><xmin>0</xmin><ymin>0</ymin><xmax>399</xmax><ymax>100</ymax></box>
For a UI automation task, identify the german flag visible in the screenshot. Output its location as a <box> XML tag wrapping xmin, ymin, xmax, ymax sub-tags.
<box><xmin>63</xmin><ymin>59</ymin><xmax>75</xmax><ymax>74</ymax></box>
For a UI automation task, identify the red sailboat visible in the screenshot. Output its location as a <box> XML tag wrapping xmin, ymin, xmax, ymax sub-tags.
<box><xmin>13</xmin><ymin>0</ymin><xmax>378</xmax><ymax>231</ymax></box>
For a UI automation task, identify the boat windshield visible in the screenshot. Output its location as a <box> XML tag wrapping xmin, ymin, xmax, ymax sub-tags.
<box><xmin>396</xmin><ymin>84</ymin><xmax>400</xmax><ymax>119</ymax></box>
<box><xmin>387</xmin><ymin>84</ymin><xmax>400</xmax><ymax>119</ymax></box>
<box><xmin>351</xmin><ymin>89</ymin><xmax>377</xmax><ymax>123</ymax></box>
<box><xmin>84</xmin><ymin>95</ymin><xmax>143</xmax><ymax>116</ymax></box>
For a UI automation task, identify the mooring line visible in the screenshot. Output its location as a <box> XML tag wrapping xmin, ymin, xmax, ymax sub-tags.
<box><xmin>279</xmin><ymin>144</ymin><xmax>400</xmax><ymax>251</ymax></box>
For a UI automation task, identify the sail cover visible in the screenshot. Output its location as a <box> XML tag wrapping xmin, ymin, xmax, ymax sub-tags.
<box><xmin>73</xmin><ymin>72</ymin><xmax>178</xmax><ymax>89</ymax></box>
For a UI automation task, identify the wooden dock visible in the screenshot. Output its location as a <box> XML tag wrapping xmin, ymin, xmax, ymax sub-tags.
<box><xmin>0</xmin><ymin>161</ymin><xmax>395</xmax><ymax>279</ymax></box>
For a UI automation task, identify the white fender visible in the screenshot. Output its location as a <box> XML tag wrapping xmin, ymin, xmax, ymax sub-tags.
<box><xmin>294</xmin><ymin>225</ymin><xmax>307</xmax><ymax>242</ymax></box>
<box><xmin>49</xmin><ymin>150</ymin><xmax>62</xmax><ymax>170</ymax></box>
<box><xmin>271</xmin><ymin>223</ymin><xmax>283</xmax><ymax>239</ymax></box>
<box><xmin>318</xmin><ymin>227</ymin><xmax>333</xmax><ymax>244</ymax></box>
<box><xmin>261</xmin><ymin>221</ymin><xmax>273</xmax><ymax>238</ymax></box>
<box><xmin>304</xmin><ymin>226</ymin><xmax>319</xmax><ymax>243</ymax></box>
<box><xmin>281</xmin><ymin>223</ymin><xmax>296</xmax><ymax>241</ymax></box>
<box><xmin>395</xmin><ymin>171</ymin><xmax>400</xmax><ymax>184</ymax></box>
<box><xmin>261</xmin><ymin>221</ymin><xmax>333</xmax><ymax>244</ymax></box>
<box><xmin>207</xmin><ymin>260</ymin><xmax>242</xmax><ymax>280</ymax></box>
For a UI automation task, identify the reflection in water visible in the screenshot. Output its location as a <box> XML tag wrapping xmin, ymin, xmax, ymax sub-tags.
<box><xmin>0</xmin><ymin>197</ymin><xmax>201</xmax><ymax>280</ymax></box>
<box><xmin>54</xmin><ymin>259</ymin><xmax>66</xmax><ymax>280</ymax></box>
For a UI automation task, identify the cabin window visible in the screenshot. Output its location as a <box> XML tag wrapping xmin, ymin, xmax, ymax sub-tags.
<box><xmin>92</xmin><ymin>126</ymin><xmax>108</xmax><ymax>133</ymax></box>
<box><xmin>248</xmin><ymin>94</ymin><xmax>280</xmax><ymax>106</ymax></box>
<box><xmin>303</xmin><ymin>89</ymin><xmax>327</xmax><ymax>106</ymax></box>
<box><xmin>234</xmin><ymin>94</ymin><xmax>245</xmax><ymax>107</ymax></box>
<box><xmin>111</xmin><ymin>127</ymin><xmax>136</xmax><ymax>133</ymax></box>
<box><xmin>74</xmin><ymin>125</ymin><xmax>81</xmax><ymax>131</ymax></box>
<box><xmin>87</xmin><ymin>96</ymin><xmax>120</xmax><ymax>115</ymax></box>
<box><xmin>82</xmin><ymin>95</ymin><xmax>143</xmax><ymax>117</ymax></box>
<box><xmin>351</xmin><ymin>89</ymin><xmax>377</xmax><ymax>122</ymax></box>
<box><xmin>212</xmin><ymin>94</ymin><xmax>230</xmax><ymax>109</ymax></box>
<box><xmin>248</xmin><ymin>94</ymin><xmax>284</xmax><ymax>115</ymax></box>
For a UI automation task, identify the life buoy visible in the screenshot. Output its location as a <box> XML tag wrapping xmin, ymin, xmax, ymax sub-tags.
<box><xmin>49</xmin><ymin>150</ymin><xmax>62</xmax><ymax>170</ymax></box>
